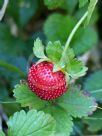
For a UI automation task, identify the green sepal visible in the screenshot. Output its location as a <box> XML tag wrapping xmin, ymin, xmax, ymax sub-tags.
<box><xmin>33</xmin><ymin>38</ymin><xmax>47</xmax><ymax>59</ymax></box>
<box><xmin>65</xmin><ymin>58</ymin><xmax>88</xmax><ymax>79</ymax></box>
<box><xmin>46</xmin><ymin>41</ymin><xmax>63</xmax><ymax>63</ymax></box>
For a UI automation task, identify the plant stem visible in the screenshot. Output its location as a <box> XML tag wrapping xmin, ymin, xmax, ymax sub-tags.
<box><xmin>61</xmin><ymin>11</ymin><xmax>88</xmax><ymax>61</ymax></box>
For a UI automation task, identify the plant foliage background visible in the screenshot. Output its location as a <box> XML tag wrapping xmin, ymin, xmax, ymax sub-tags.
<box><xmin>0</xmin><ymin>0</ymin><xmax>102</xmax><ymax>136</ymax></box>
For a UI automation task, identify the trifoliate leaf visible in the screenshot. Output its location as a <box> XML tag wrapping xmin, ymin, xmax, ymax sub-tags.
<box><xmin>33</xmin><ymin>38</ymin><xmax>47</xmax><ymax>59</ymax></box>
<box><xmin>83</xmin><ymin>110</ymin><xmax>102</xmax><ymax>132</ymax></box>
<box><xmin>44</xmin><ymin>13</ymin><xmax>77</xmax><ymax>45</ymax></box>
<box><xmin>72</xmin><ymin>27</ymin><xmax>98</xmax><ymax>55</ymax></box>
<box><xmin>79</xmin><ymin>0</ymin><xmax>88</xmax><ymax>7</ymax></box>
<box><xmin>44</xmin><ymin>0</ymin><xmax>64</xmax><ymax>9</ymax></box>
<box><xmin>7</xmin><ymin>110</ymin><xmax>56</xmax><ymax>136</ymax></box>
<box><xmin>86</xmin><ymin>0</ymin><xmax>98</xmax><ymax>25</ymax></box>
<box><xmin>66</xmin><ymin>58</ymin><xmax>88</xmax><ymax>79</ymax></box>
<box><xmin>46</xmin><ymin>41</ymin><xmax>63</xmax><ymax>63</ymax></box>
<box><xmin>57</xmin><ymin>86</ymin><xmax>97</xmax><ymax>118</ymax></box>
<box><xmin>84</xmin><ymin>70</ymin><xmax>102</xmax><ymax>102</ymax></box>
<box><xmin>13</xmin><ymin>84</ymin><xmax>47</xmax><ymax>109</ymax></box>
<box><xmin>45</xmin><ymin>106</ymin><xmax>73</xmax><ymax>136</ymax></box>
<box><xmin>0</xmin><ymin>130</ymin><xmax>5</xmax><ymax>136</ymax></box>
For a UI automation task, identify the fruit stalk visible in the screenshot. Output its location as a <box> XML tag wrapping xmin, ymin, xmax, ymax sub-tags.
<box><xmin>61</xmin><ymin>11</ymin><xmax>88</xmax><ymax>62</ymax></box>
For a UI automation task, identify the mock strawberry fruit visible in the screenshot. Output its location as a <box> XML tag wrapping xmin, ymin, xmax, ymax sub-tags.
<box><xmin>28</xmin><ymin>61</ymin><xmax>67</xmax><ymax>100</ymax></box>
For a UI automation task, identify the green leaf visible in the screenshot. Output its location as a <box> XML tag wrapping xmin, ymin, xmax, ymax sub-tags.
<box><xmin>7</xmin><ymin>0</ymin><xmax>38</xmax><ymax>26</ymax></box>
<box><xmin>44</xmin><ymin>13</ymin><xmax>77</xmax><ymax>45</ymax></box>
<box><xmin>33</xmin><ymin>38</ymin><xmax>47</xmax><ymax>59</ymax></box>
<box><xmin>84</xmin><ymin>70</ymin><xmax>102</xmax><ymax>102</ymax></box>
<box><xmin>63</xmin><ymin>0</ymin><xmax>78</xmax><ymax>13</ymax></box>
<box><xmin>7</xmin><ymin>110</ymin><xmax>56</xmax><ymax>136</ymax></box>
<box><xmin>0</xmin><ymin>23</ymin><xmax>26</xmax><ymax>57</ymax></box>
<box><xmin>44</xmin><ymin>0</ymin><xmax>78</xmax><ymax>13</ymax></box>
<box><xmin>57</xmin><ymin>86</ymin><xmax>97</xmax><ymax>118</ymax></box>
<box><xmin>0</xmin><ymin>130</ymin><xmax>5</xmax><ymax>136</ymax></box>
<box><xmin>86</xmin><ymin>0</ymin><xmax>98</xmax><ymax>25</ymax></box>
<box><xmin>79</xmin><ymin>0</ymin><xmax>88</xmax><ymax>7</ymax></box>
<box><xmin>46</xmin><ymin>41</ymin><xmax>63</xmax><ymax>63</ymax></box>
<box><xmin>72</xmin><ymin>27</ymin><xmax>98</xmax><ymax>55</ymax></box>
<box><xmin>3</xmin><ymin>101</ymin><xmax>21</xmax><ymax>117</ymax></box>
<box><xmin>83</xmin><ymin>110</ymin><xmax>102</xmax><ymax>132</ymax></box>
<box><xmin>44</xmin><ymin>0</ymin><xmax>64</xmax><ymax>9</ymax></box>
<box><xmin>13</xmin><ymin>84</ymin><xmax>48</xmax><ymax>109</ymax></box>
<box><xmin>19</xmin><ymin>0</ymin><xmax>38</xmax><ymax>26</ymax></box>
<box><xmin>66</xmin><ymin>58</ymin><xmax>88</xmax><ymax>79</ymax></box>
<box><xmin>45</xmin><ymin>106</ymin><xmax>73</xmax><ymax>136</ymax></box>
<box><xmin>7</xmin><ymin>0</ymin><xmax>20</xmax><ymax>25</ymax></box>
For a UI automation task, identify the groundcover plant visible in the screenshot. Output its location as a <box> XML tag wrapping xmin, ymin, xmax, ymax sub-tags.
<box><xmin>0</xmin><ymin>0</ymin><xmax>102</xmax><ymax>136</ymax></box>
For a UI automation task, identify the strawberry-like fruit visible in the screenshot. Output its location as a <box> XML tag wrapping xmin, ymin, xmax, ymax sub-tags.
<box><xmin>28</xmin><ymin>61</ymin><xmax>67</xmax><ymax>100</ymax></box>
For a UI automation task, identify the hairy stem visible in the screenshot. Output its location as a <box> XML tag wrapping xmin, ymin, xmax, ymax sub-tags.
<box><xmin>61</xmin><ymin>11</ymin><xmax>88</xmax><ymax>61</ymax></box>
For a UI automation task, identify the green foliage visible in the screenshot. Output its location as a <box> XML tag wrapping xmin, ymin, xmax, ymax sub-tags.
<box><xmin>84</xmin><ymin>70</ymin><xmax>102</xmax><ymax>102</ymax></box>
<box><xmin>72</xmin><ymin>27</ymin><xmax>98</xmax><ymax>55</ymax></box>
<box><xmin>0</xmin><ymin>131</ymin><xmax>5</xmax><ymax>136</ymax></box>
<box><xmin>57</xmin><ymin>86</ymin><xmax>97</xmax><ymax>118</ymax></box>
<box><xmin>7</xmin><ymin>0</ymin><xmax>38</xmax><ymax>26</ymax></box>
<box><xmin>3</xmin><ymin>102</ymin><xmax>21</xmax><ymax>117</ymax></box>
<box><xmin>66</xmin><ymin>58</ymin><xmax>88</xmax><ymax>78</ymax></box>
<box><xmin>7</xmin><ymin>110</ymin><xmax>56</xmax><ymax>136</ymax></box>
<box><xmin>44</xmin><ymin>0</ymin><xmax>64</xmax><ymax>9</ymax></box>
<box><xmin>79</xmin><ymin>0</ymin><xmax>88</xmax><ymax>7</ymax></box>
<box><xmin>0</xmin><ymin>23</ymin><xmax>26</xmax><ymax>57</ymax></box>
<box><xmin>32</xmin><ymin>38</ymin><xmax>87</xmax><ymax>78</ymax></box>
<box><xmin>33</xmin><ymin>38</ymin><xmax>47</xmax><ymax>59</ymax></box>
<box><xmin>44</xmin><ymin>13</ymin><xmax>98</xmax><ymax>55</ymax></box>
<box><xmin>63</xmin><ymin>0</ymin><xmax>78</xmax><ymax>13</ymax></box>
<box><xmin>19</xmin><ymin>0</ymin><xmax>38</xmax><ymax>26</ymax></box>
<box><xmin>46</xmin><ymin>41</ymin><xmax>63</xmax><ymax>63</ymax></box>
<box><xmin>44</xmin><ymin>13</ymin><xmax>76</xmax><ymax>45</ymax></box>
<box><xmin>0</xmin><ymin>0</ymin><xmax>100</xmax><ymax>135</ymax></box>
<box><xmin>13</xmin><ymin>84</ymin><xmax>97</xmax><ymax>135</ymax></box>
<box><xmin>83</xmin><ymin>110</ymin><xmax>102</xmax><ymax>132</ymax></box>
<box><xmin>44</xmin><ymin>0</ymin><xmax>78</xmax><ymax>13</ymax></box>
<box><xmin>0</xmin><ymin>60</ymin><xmax>25</xmax><ymax>77</ymax></box>
<box><xmin>45</xmin><ymin>106</ymin><xmax>73</xmax><ymax>136</ymax></box>
<box><xmin>13</xmin><ymin>84</ymin><xmax>48</xmax><ymax>109</ymax></box>
<box><xmin>86</xmin><ymin>0</ymin><xmax>98</xmax><ymax>25</ymax></box>
<box><xmin>14</xmin><ymin>84</ymin><xmax>97</xmax><ymax>118</ymax></box>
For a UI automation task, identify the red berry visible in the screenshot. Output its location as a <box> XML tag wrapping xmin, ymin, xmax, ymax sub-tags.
<box><xmin>28</xmin><ymin>61</ymin><xmax>67</xmax><ymax>100</ymax></box>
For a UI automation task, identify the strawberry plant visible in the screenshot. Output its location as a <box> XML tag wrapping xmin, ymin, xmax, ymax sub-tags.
<box><xmin>0</xmin><ymin>0</ymin><xmax>102</xmax><ymax>136</ymax></box>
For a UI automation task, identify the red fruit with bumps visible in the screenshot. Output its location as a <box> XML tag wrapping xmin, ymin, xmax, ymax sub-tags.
<box><xmin>28</xmin><ymin>61</ymin><xmax>67</xmax><ymax>100</ymax></box>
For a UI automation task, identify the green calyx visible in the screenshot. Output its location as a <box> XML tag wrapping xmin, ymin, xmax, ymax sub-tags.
<box><xmin>33</xmin><ymin>11</ymin><xmax>88</xmax><ymax>82</ymax></box>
